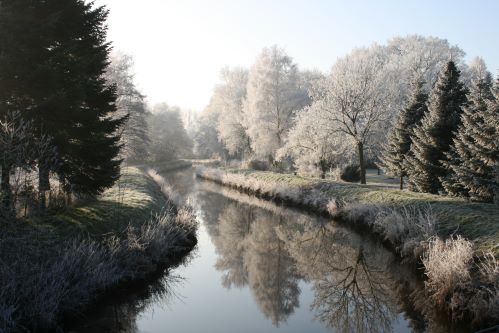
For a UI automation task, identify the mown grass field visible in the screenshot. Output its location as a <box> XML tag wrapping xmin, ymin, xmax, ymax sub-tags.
<box><xmin>27</xmin><ymin>166</ymin><xmax>167</xmax><ymax>237</ymax></box>
<box><xmin>220</xmin><ymin>168</ymin><xmax>499</xmax><ymax>255</ymax></box>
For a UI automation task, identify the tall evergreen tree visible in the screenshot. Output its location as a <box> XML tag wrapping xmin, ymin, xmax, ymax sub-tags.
<box><xmin>380</xmin><ymin>79</ymin><xmax>428</xmax><ymax>189</ymax></box>
<box><xmin>46</xmin><ymin>0</ymin><xmax>125</xmax><ymax>196</ymax></box>
<box><xmin>442</xmin><ymin>70</ymin><xmax>498</xmax><ymax>202</ymax></box>
<box><xmin>405</xmin><ymin>61</ymin><xmax>468</xmax><ymax>194</ymax></box>
<box><xmin>0</xmin><ymin>0</ymin><xmax>125</xmax><ymax>198</ymax></box>
<box><xmin>491</xmin><ymin>78</ymin><xmax>499</xmax><ymax>203</ymax></box>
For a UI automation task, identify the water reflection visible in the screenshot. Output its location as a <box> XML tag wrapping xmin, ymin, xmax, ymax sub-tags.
<box><xmin>208</xmin><ymin>195</ymin><xmax>402</xmax><ymax>332</ymax></box>
<box><xmin>65</xmin><ymin>274</ymin><xmax>184</xmax><ymax>333</ymax></box>
<box><xmin>67</xmin><ymin>170</ymin><xmax>440</xmax><ymax>332</ymax></box>
<box><xmin>206</xmin><ymin>202</ymin><xmax>301</xmax><ymax>326</ymax></box>
<box><xmin>281</xmin><ymin>222</ymin><xmax>397</xmax><ymax>333</ymax></box>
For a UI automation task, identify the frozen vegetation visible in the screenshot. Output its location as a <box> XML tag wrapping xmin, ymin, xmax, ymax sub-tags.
<box><xmin>0</xmin><ymin>168</ymin><xmax>197</xmax><ymax>331</ymax></box>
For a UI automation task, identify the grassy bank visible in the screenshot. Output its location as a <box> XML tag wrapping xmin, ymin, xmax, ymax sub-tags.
<box><xmin>0</xmin><ymin>167</ymin><xmax>197</xmax><ymax>332</ymax></box>
<box><xmin>196</xmin><ymin>166</ymin><xmax>499</xmax><ymax>326</ymax></box>
<box><xmin>196</xmin><ymin>167</ymin><xmax>498</xmax><ymax>255</ymax></box>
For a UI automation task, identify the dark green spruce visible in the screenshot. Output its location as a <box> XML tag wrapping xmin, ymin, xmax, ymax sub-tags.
<box><xmin>0</xmin><ymin>0</ymin><xmax>126</xmax><ymax>199</ymax></box>
<box><xmin>442</xmin><ymin>73</ymin><xmax>498</xmax><ymax>202</ymax></box>
<box><xmin>381</xmin><ymin>79</ymin><xmax>428</xmax><ymax>189</ymax></box>
<box><xmin>50</xmin><ymin>0</ymin><xmax>126</xmax><ymax>196</ymax></box>
<box><xmin>405</xmin><ymin>61</ymin><xmax>468</xmax><ymax>194</ymax></box>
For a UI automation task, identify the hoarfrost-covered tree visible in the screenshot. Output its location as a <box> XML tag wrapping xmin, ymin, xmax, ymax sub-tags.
<box><xmin>215</xmin><ymin>67</ymin><xmax>251</xmax><ymax>158</ymax></box>
<box><xmin>380</xmin><ymin>79</ymin><xmax>428</xmax><ymax>189</ymax></box>
<box><xmin>106</xmin><ymin>53</ymin><xmax>150</xmax><ymax>162</ymax></box>
<box><xmin>405</xmin><ymin>61</ymin><xmax>468</xmax><ymax>194</ymax></box>
<box><xmin>193</xmin><ymin>96</ymin><xmax>228</xmax><ymax>159</ymax></box>
<box><xmin>148</xmin><ymin>104</ymin><xmax>193</xmax><ymax>162</ymax></box>
<box><xmin>243</xmin><ymin>46</ymin><xmax>309</xmax><ymax>163</ymax></box>
<box><xmin>442</xmin><ymin>58</ymin><xmax>498</xmax><ymax>202</ymax></box>
<box><xmin>279</xmin><ymin>101</ymin><xmax>354</xmax><ymax>178</ymax></box>
<box><xmin>386</xmin><ymin>35</ymin><xmax>465</xmax><ymax>90</ymax></box>
<box><xmin>313</xmin><ymin>46</ymin><xmax>391</xmax><ymax>184</ymax></box>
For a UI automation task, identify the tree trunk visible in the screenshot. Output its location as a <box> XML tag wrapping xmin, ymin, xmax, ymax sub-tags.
<box><xmin>1</xmin><ymin>164</ymin><xmax>12</xmax><ymax>210</ymax></box>
<box><xmin>358</xmin><ymin>142</ymin><xmax>366</xmax><ymax>184</ymax></box>
<box><xmin>400</xmin><ymin>175</ymin><xmax>404</xmax><ymax>190</ymax></box>
<box><xmin>38</xmin><ymin>164</ymin><xmax>50</xmax><ymax>210</ymax></box>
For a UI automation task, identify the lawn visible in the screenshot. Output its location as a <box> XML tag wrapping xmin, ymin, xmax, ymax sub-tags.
<box><xmin>27</xmin><ymin>166</ymin><xmax>167</xmax><ymax>237</ymax></box>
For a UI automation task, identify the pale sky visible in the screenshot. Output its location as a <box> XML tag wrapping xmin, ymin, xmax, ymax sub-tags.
<box><xmin>95</xmin><ymin>0</ymin><xmax>499</xmax><ymax>111</ymax></box>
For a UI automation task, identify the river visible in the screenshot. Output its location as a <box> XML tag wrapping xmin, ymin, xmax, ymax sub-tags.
<box><xmin>66</xmin><ymin>168</ymin><xmax>443</xmax><ymax>333</ymax></box>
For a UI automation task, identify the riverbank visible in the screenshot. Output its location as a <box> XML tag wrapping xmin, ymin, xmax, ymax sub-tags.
<box><xmin>0</xmin><ymin>167</ymin><xmax>197</xmax><ymax>332</ymax></box>
<box><xmin>195</xmin><ymin>166</ymin><xmax>499</xmax><ymax>326</ymax></box>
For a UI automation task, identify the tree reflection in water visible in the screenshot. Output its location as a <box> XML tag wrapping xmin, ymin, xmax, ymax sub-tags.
<box><xmin>282</xmin><ymin>222</ymin><xmax>398</xmax><ymax>333</ymax></box>
<box><xmin>210</xmin><ymin>202</ymin><xmax>302</xmax><ymax>326</ymax></box>
<box><xmin>210</xmin><ymin>195</ymin><xmax>401</xmax><ymax>332</ymax></box>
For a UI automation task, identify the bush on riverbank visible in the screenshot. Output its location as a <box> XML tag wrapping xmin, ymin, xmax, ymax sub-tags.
<box><xmin>0</xmin><ymin>167</ymin><xmax>197</xmax><ymax>332</ymax></box>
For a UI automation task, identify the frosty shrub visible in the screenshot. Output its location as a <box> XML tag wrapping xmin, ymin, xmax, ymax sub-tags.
<box><xmin>373</xmin><ymin>206</ymin><xmax>436</xmax><ymax>258</ymax></box>
<box><xmin>0</xmin><ymin>208</ymin><xmax>196</xmax><ymax>331</ymax></box>
<box><xmin>422</xmin><ymin>236</ymin><xmax>473</xmax><ymax>306</ymax></box>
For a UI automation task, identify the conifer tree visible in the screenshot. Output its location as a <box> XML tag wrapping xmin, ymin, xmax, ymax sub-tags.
<box><xmin>442</xmin><ymin>71</ymin><xmax>498</xmax><ymax>202</ymax></box>
<box><xmin>405</xmin><ymin>61</ymin><xmax>468</xmax><ymax>194</ymax></box>
<box><xmin>491</xmin><ymin>78</ymin><xmax>499</xmax><ymax>203</ymax></box>
<box><xmin>0</xmin><ymin>0</ymin><xmax>125</xmax><ymax>198</ymax></box>
<box><xmin>381</xmin><ymin>79</ymin><xmax>428</xmax><ymax>189</ymax></box>
<box><xmin>47</xmin><ymin>1</ymin><xmax>125</xmax><ymax>196</ymax></box>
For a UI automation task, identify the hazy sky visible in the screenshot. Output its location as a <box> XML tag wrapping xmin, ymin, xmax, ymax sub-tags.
<box><xmin>95</xmin><ymin>0</ymin><xmax>499</xmax><ymax>111</ymax></box>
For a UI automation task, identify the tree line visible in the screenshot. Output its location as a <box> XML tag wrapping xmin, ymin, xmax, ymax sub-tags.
<box><xmin>195</xmin><ymin>36</ymin><xmax>498</xmax><ymax>203</ymax></box>
<box><xmin>0</xmin><ymin>1</ymin><xmax>193</xmax><ymax>216</ymax></box>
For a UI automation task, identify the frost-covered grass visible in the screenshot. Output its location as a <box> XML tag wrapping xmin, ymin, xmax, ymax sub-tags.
<box><xmin>422</xmin><ymin>237</ymin><xmax>499</xmax><ymax>324</ymax></box>
<box><xmin>196</xmin><ymin>166</ymin><xmax>499</xmax><ymax>256</ymax></box>
<box><xmin>0</xmin><ymin>167</ymin><xmax>197</xmax><ymax>332</ymax></box>
<box><xmin>28</xmin><ymin>167</ymin><xmax>166</xmax><ymax>237</ymax></box>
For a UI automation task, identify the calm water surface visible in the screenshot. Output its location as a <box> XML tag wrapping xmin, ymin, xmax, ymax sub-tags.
<box><xmin>69</xmin><ymin>169</ymin><xmax>428</xmax><ymax>333</ymax></box>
